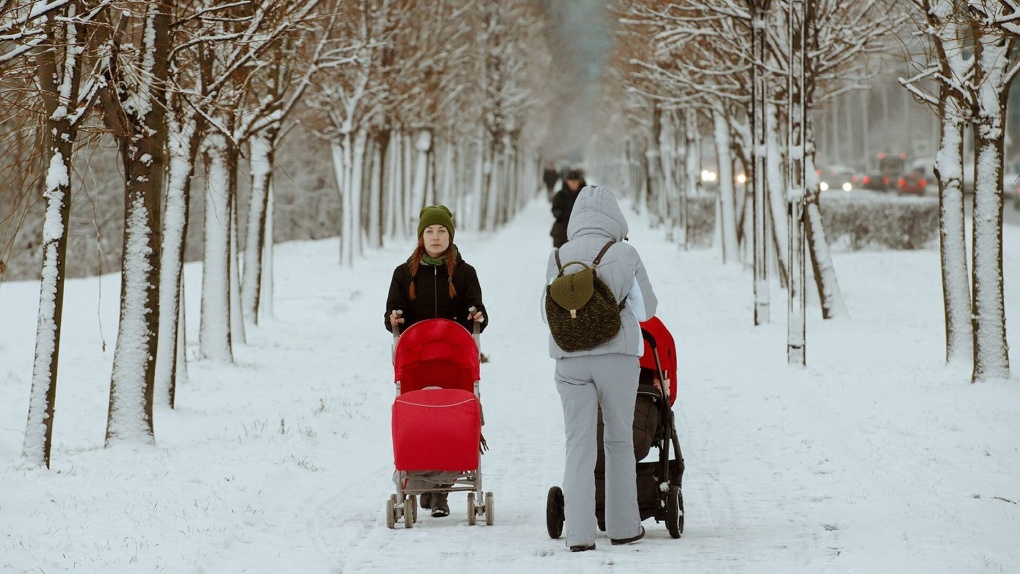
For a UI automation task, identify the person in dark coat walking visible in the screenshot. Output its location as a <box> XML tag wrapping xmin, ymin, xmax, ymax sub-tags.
<box><xmin>543</xmin><ymin>162</ymin><xmax>560</xmax><ymax>201</ymax></box>
<box><xmin>550</xmin><ymin>169</ymin><xmax>586</xmax><ymax>248</ymax></box>
<box><xmin>385</xmin><ymin>205</ymin><xmax>488</xmax><ymax>517</ymax></box>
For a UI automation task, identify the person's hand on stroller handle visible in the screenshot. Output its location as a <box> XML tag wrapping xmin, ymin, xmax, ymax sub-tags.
<box><xmin>467</xmin><ymin>306</ymin><xmax>485</xmax><ymax>323</ymax></box>
<box><xmin>389</xmin><ymin>309</ymin><xmax>405</xmax><ymax>327</ymax></box>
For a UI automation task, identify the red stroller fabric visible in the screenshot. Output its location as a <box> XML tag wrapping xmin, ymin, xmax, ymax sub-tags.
<box><xmin>391</xmin><ymin>318</ymin><xmax>483</xmax><ymax>472</ymax></box>
<box><xmin>392</xmin><ymin>388</ymin><xmax>481</xmax><ymax>471</ymax></box>
<box><xmin>394</xmin><ymin>319</ymin><xmax>480</xmax><ymax>394</ymax></box>
<box><xmin>639</xmin><ymin>316</ymin><xmax>678</xmax><ymax>405</ymax></box>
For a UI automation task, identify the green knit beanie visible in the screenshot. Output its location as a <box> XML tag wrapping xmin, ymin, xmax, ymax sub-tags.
<box><xmin>417</xmin><ymin>205</ymin><xmax>455</xmax><ymax>241</ymax></box>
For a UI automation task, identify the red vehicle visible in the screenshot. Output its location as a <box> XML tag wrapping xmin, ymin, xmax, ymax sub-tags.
<box><xmin>897</xmin><ymin>171</ymin><xmax>928</xmax><ymax>195</ymax></box>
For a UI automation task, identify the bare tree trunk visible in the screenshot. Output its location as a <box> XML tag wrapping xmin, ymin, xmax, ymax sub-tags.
<box><xmin>970</xmin><ymin>33</ymin><xmax>1011</xmax><ymax>382</ymax></box>
<box><xmin>23</xmin><ymin>5</ymin><xmax>83</xmax><ymax>465</ymax></box>
<box><xmin>228</xmin><ymin>147</ymin><xmax>245</xmax><ymax>345</ymax></box>
<box><xmin>259</xmin><ymin>181</ymin><xmax>275</xmax><ymax>321</ymax></box>
<box><xmin>156</xmin><ymin>117</ymin><xmax>199</xmax><ymax>405</ymax></box>
<box><xmin>934</xmin><ymin>98</ymin><xmax>972</xmax><ymax>364</ymax></box>
<box><xmin>103</xmin><ymin>1</ymin><xmax>171</xmax><ymax>445</ymax></box>
<box><xmin>331</xmin><ymin>135</ymin><xmax>355</xmax><ymax>267</ymax></box>
<box><xmin>368</xmin><ymin>135</ymin><xmax>383</xmax><ymax>248</ymax></box>
<box><xmin>713</xmin><ymin>106</ymin><xmax>739</xmax><ymax>263</ymax></box>
<box><xmin>242</xmin><ymin>131</ymin><xmax>277</xmax><ymax>323</ymax></box>
<box><xmin>803</xmin><ymin>125</ymin><xmax>849</xmax><ymax>319</ymax></box>
<box><xmin>351</xmin><ymin>127</ymin><xmax>368</xmax><ymax>257</ymax></box>
<box><xmin>199</xmin><ymin>133</ymin><xmax>234</xmax><ymax>362</ymax></box>
<box><xmin>766</xmin><ymin>102</ymin><xmax>790</xmax><ymax>283</ymax></box>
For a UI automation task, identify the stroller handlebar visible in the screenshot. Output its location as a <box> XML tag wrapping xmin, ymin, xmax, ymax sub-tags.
<box><xmin>641</xmin><ymin>328</ymin><xmax>657</xmax><ymax>348</ymax></box>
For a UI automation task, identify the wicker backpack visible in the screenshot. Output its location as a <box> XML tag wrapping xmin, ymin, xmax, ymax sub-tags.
<box><xmin>546</xmin><ymin>241</ymin><xmax>625</xmax><ymax>352</ymax></box>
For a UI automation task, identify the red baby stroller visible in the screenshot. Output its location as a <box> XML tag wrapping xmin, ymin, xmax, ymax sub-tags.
<box><xmin>387</xmin><ymin>318</ymin><xmax>493</xmax><ymax>528</ymax></box>
<box><xmin>546</xmin><ymin>316</ymin><xmax>686</xmax><ymax>538</ymax></box>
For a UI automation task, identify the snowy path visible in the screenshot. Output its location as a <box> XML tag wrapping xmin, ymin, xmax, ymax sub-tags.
<box><xmin>2</xmin><ymin>192</ymin><xmax>1019</xmax><ymax>573</ymax></box>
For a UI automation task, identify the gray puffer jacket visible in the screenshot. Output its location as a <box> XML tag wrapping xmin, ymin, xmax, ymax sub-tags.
<box><xmin>544</xmin><ymin>185</ymin><xmax>657</xmax><ymax>359</ymax></box>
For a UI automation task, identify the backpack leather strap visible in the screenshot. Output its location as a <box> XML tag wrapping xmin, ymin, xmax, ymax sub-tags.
<box><xmin>554</xmin><ymin>248</ymin><xmax>562</xmax><ymax>271</ymax></box>
<box><xmin>593</xmin><ymin>240</ymin><xmax>615</xmax><ymax>266</ymax></box>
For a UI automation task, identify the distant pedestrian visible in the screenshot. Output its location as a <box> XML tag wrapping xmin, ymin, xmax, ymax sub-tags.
<box><xmin>543</xmin><ymin>162</ymin><xmax>560</xmax><ymax>201</ymax></box>
<box><xmin>550</xmin><ymin>169</ymin><xmax>586</xmax><ymax>248</ymax></box>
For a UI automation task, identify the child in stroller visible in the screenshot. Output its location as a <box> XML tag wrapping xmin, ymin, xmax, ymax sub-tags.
<box><xmin>547</xmin><ymin>316</ymin><xmax>685</xmax><ymax>539</ymax></box>
<box><xmin>386</xmin><ymin>318</ymin><xmax>494</xmax><ymax>529</ymax></box>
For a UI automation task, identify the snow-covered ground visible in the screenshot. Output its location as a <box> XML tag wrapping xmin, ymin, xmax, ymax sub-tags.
<box><xmin>2</xmin><ymin>194</ymin><xmax>1019</xmax><ymax>573</ymax></box>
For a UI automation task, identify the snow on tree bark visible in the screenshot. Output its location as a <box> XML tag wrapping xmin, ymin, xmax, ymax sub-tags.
<box><xmin>713</xmin><ymin>106</ymin><xmax>740</xmax><ymax>264</ymax></box>
<box><xmin>803</xmin><ymin>143</ymin><xmax>848</xmax><ymax>320</ymax></box>
<box><xmin>102</xmin><ymin>0</ymin><xmax>171</xmax><ymax>445</ymax></box>
<box><xmin>970</xmin><ymin>32</ymin><xmax>1012</xmax><ymax>382</ymax></box>
<box><xmin>156</xmin><ymin>117</ymin><xmax>199</xmax><ymax>405</ymax></box>
<box><xmin>199</xmin><ymin>133</ymin><xmax>234</xmax><ymax>362</ymax></box>
<box><xmin>22</xmin><ymin>0</ymin><xmax>91</xmax><ymax>467</ymax></box>
<box><xmin>242</xmin><ymin>133</ymin><xmax>274</xmax><ymax>322</ymax></box>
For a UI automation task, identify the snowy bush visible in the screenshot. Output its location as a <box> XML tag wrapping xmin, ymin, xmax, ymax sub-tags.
<box><xmin>819</xmin><ymin>192</ymin><xmax>938</xmax><ymax>251</ymax></box>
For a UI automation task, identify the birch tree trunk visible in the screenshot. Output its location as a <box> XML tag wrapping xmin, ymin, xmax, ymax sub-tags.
<box><xmin>199</xmin><ymin>134</ymin><xmax>234</xmax><ymax>362</ymax></box>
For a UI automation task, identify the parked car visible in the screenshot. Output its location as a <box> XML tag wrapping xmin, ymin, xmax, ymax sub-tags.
<box><xmin>897</xmin><ymin>171</ymin><xmax>928</xmax><ymax>196</ymax></box>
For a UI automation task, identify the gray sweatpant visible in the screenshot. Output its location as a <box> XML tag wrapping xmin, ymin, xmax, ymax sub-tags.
<box><xmin>555</xmin><ymin>353</ymin><xmax>640</xmax><ymax>546</ymax></box>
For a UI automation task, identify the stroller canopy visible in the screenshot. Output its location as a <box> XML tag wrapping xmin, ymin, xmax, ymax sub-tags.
<box><xmin>639</xmin><ymin>316</ymin><xmax>677</xmax><ymax>405</ymax></box>
<box><xmin>394</xmin><ymin>319</ymin><xmax>480</xmax><ymax>394</ymax></box>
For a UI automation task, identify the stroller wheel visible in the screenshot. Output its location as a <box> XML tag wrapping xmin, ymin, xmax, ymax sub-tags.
<box><xmin>386</xmin><ymin>496</ymin><xmax>396</xmax><ymax>529</ymax></box>
<box><xmin>467</xmin><ymin>492</ymin><xmax>478</xmax><ymax>526</ymax></box>
<box><xmin>485</xmin><ymin>492</ymin><xmax>494</xmax><ymax>526</ymax></box>
<box><xmin>666</xmin><ymin>485</ymin><xmax>684</xmax><ymax>539</ymax></box>
<box><xmin>403</xmin><ymin>497</ymin><xmax>415</xmax><ymax>528</ymax></box>
<box><xmin>408</xmin><ymin>495</ymin><xmax>418</xmax><ymax>523</ymax></box>
<box><xmin>546</xmin><ymin>486</ymin><xmax>564</xmax><ymax>539</ymax></box>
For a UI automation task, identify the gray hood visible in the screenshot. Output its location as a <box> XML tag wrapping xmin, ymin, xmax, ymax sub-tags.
<box><xmin>566</xmin><ymin>185</ymin><xmax>629</xmax><ymax>242</ymax></box>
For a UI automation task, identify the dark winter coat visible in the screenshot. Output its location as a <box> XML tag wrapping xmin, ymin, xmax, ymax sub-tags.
<box><xmin>384</xmin><ymin>250</ymin><xmax>489</xmax><ymax>335</ymax></box>
<box><xmin>549</xmin><ymin>179</ymin><xmax>585</xmax><ymax>247</ymax></box>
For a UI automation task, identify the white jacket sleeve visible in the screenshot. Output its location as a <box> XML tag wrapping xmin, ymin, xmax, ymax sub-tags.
<box><xmin>626</xmin><ymin>275</ymin><xmax>651</xmax><ymax>321</ymax></box>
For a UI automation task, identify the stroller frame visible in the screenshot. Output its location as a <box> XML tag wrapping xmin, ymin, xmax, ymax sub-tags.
<box><xmin>387</xmin><ymin>316</ymin><xmax>493</xmax><ymax>529</ymax></box>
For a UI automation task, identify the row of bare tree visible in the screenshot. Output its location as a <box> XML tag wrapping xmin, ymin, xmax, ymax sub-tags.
<box><xmin>1</xmin><ymin>0</ymin><xmax>551</xmax><ymax>467</ymax></box>
<box><xmin>593</xmin><ymin>0</ymin><xmax>1015</xmax><ymax>383</ymax></box>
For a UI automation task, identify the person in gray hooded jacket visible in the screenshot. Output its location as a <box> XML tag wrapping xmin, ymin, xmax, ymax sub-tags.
<box><xmin>543</xmin><ymin>184</ymin><xmax>657</xmax><ymax>552</ymax></box>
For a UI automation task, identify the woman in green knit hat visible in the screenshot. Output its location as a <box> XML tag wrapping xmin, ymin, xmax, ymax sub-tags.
<box><xmin>384</xmin><ymin>205</ymin><xmax>488</xmax><ymax>517</ymax></box>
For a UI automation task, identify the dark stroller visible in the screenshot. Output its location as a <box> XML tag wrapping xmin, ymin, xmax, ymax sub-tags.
<box><xmin>546</xmin><ymin>316</ymin><xmax>686</xmax><ymax>539</ymax></box>
<box><xmin>386</xmin><ymin>318</ymin><xmax>493</xmax><ymax>528</ymax></box>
